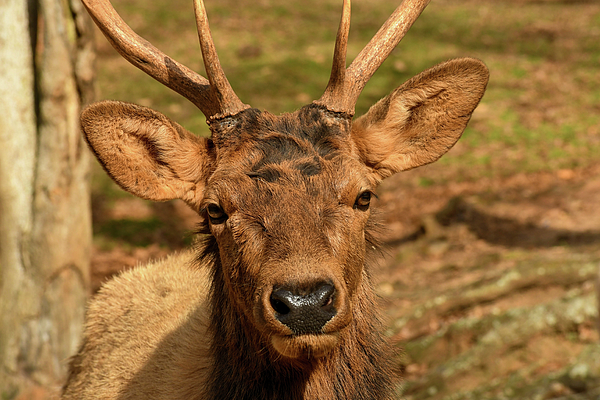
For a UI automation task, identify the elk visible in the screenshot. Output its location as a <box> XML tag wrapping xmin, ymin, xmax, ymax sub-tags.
<box><xmin>62</xmin><ymin>0</ymin><xmax>489</xmax><ymax>398</ymax></box>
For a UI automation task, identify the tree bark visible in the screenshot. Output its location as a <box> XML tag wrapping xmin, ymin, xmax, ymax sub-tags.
<box><xmin>597</xmin><ymin>264</ymin><xmax>600</xmax><ymax>340</ymax></box>
<box><xmin>0</xmin><ymin>0</ymin><xmax>95</xmax><ymax>397</ymax></box>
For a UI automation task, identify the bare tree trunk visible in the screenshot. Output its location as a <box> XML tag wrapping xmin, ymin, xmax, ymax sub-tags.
<box><xmin>597</xmin><ymin>264</ymin><xmax>600</xmax><ymax>340</ymax></box>
<box><xmin>0</xmin><ymin>0</ymin><xmax>94</xmax><ymax>397</ymax></box>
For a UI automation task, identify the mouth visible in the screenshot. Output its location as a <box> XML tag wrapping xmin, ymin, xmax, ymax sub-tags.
<box><xmin>271</xmin><ymin>332</ymin><xmax>341</xmax><ymax>359</ymax></box>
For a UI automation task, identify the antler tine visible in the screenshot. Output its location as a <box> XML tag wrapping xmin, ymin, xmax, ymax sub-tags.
<box><xmin>194</xmin><ymin>0</ymin><xmax>250</xmax><ymax>119</ymax></box>
<box><xmin>321</xmin><ymin>0</ymin><xmax>351</xmax><ymax>104</ymax></box>
<box><xmin>81</xmin><ymin>0</ymin><xmax>248</xmax><ymax>120</ymax></box>
<box><xmin>315</xmin><ymin>0</ymin><xmax>431</xmax><ymax>116</ymax></box>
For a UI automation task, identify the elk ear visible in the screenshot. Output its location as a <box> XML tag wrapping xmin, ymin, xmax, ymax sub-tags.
<box><xmin>351</xmin><ymin>58</ymin><xmax>489</xmax><ymax>180</ymax></box>
<box><xmin>81</xmin><ymin>101</ymin><xmax>215</xmax><ymax>211</ymax></box>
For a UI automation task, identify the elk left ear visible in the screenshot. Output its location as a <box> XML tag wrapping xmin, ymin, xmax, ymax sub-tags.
<box><xmin>351</xmin><ymin>58</ymin><xmax>489</xmax><ymax>180</ymax></box>
<box><xmin>81</xmin><ymin>101</ymin><xmax>216</xmax><ymax>212</ymax></box>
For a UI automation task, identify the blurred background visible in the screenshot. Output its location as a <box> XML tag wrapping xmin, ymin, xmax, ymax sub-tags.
<box><xmin>2</xmin><ymin>0</ymin><xmax>600</xmax><ymax>398</ymax></box>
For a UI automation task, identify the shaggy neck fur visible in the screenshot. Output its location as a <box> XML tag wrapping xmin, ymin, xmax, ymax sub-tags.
<box><xmin>198</xmin><ymin>237</ymin><xmax>395</xmax><ymax>400</ymax></box>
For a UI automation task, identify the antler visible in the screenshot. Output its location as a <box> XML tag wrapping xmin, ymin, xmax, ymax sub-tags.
<box><xmin>81</xmin><ymin>0</ymin><xmax>249</xmax><ymax>120</ymax></box>
<box><xmin>315</xmin><ymin>0</ymin><xmax>431</xmax><ymax>116</ymax></box>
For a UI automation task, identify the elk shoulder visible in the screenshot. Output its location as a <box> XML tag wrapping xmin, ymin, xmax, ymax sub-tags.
<box><xmin>63</xmin><ymin>251</ymin><xmax>212</xmax><ymax>399</ymax></box>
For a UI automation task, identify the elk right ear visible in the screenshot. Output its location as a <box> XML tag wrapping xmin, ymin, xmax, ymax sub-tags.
<box><xmin>351</xmin><ymin>58</ymin><xmax>489</xmax><ymax>181</ymax></box>
<box><xmin>81</xmin><ymin>101</ymin><xmax>215</xmax><ymax>211</ymax></box>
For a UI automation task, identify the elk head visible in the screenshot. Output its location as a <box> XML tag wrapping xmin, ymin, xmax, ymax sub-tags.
<box><xmin>81</xmin><ymin>0</ymin><xmax>488</xmax><ymax>362</ymax></box>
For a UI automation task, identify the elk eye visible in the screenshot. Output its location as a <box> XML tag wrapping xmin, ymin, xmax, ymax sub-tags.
<box><xmin>354</xmin><ymin>191</ymin><xmax>372</xmax><ymax>210</ymax></box>
<box><xmin>207</xmin><ymin>204</ymin><xmax>227</xmax><ymax>224</ymax></box>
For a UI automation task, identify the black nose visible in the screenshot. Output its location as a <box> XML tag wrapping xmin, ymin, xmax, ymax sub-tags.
<box><xmin>269</xmin><ymin>282</ymin><xmax>336</xmax><ymax>335</ymax></box>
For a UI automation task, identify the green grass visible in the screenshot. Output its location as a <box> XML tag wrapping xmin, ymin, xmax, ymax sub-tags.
<box><xmin>94</xmin><ymin>0</ymin><xmax>600</xmax><ymax>180</ymax></box>
<box><xmin>94</xmin><ymin>218</ymin><xmax>165</xmax><ymax>248</ymax></box>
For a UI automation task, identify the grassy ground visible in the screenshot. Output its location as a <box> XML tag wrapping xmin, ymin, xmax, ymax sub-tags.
<box><xmin>88</xmin><ymin>0</ymin><xmax>600</xmax><ymax>398</ymax></box>
<box><xmin>94</xmin><ymin>0</ymin><xmax>600</xmax><ymax>180</ymax></box>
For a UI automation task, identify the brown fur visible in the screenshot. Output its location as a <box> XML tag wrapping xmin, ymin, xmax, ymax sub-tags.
<box><xmin>63</xmin><ymin>42</ymin><xmax>488</xmax><ymax>400</ymax></box>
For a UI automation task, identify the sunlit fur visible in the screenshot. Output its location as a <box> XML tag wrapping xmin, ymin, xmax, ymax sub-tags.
<box><xmin>63</xmin><ymin>58</ymin><xmax>489</xmax><ymax>399</ymax></box>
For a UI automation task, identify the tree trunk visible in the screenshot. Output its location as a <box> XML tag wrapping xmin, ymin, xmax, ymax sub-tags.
<box><xmin>0</xmin><ymin>0</ymin><xmax>95</xmax><ymax>397</ymax></box>
<box><xmin>597</xmin><ymin>264</ymin><xmax>600</xmax><ymax>340</ymax></box>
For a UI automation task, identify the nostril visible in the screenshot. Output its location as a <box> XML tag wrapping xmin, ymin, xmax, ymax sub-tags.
<box><xmin>314</xmin><ymin>284</ymin><xmax>335</xmax><ymax>309</ymax></box>
<box><xmin>270</xmin><ymin>294</ymin><xmax>291</xmax><ymax>315</ymax></box>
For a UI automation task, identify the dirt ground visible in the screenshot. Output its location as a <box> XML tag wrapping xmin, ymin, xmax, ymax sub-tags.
<box><xmin>89</xmin><ymin>159</ymin><xmax>600</xmax><ymax>399</ymax></box>
<box><xmin>375</xmin><ymin>163</ymin><xmax>600</xmax><ymax>399</ymax></box>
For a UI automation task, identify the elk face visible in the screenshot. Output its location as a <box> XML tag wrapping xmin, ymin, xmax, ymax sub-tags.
<box><xmin>201</xmin><ymin>106</ymin><xmax>377</xmax><ymax>359</ymax></box>
<box><xmin>80</xmin><ymin>0</ymin><xmax>489</xmax><ymax>363</ymax></box>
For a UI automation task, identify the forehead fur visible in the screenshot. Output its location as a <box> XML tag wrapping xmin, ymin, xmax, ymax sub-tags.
<box><xmin>209</xmin><ymin>104</ymin><xmax>356</xmax><ymax>170</ymax></box>
<box><xmin>202</xmin><ymin>105</ymin><xmax>375</xmax><ymax>213</ymax></box>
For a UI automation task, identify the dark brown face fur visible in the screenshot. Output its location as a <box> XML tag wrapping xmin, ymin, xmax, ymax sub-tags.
<box><xmin>201</xmin><ymin>105</ymin><xmax>378</xmax><ymax>359</ymax></box>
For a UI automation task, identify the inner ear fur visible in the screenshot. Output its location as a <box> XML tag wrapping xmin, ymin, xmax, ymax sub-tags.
<box><xmin>351</xmin><ymin>58</ymin><xmax>489</xmax><ymax>180</ymax></box>
<box><xmin>81</xmin><ymin>101</ymin><xmax>215</xmax><ymax>211</ymax></box>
